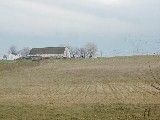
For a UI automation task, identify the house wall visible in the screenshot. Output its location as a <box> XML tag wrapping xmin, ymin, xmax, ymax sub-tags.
<box><xmin>29</xmin><ymin>47</ymin><xmax>71</xmax><ymax>58</ymax></box>
<box><xmin>0</xmin><ymin>55</ymin><xmax>3</xmax><ymax>60</ymax></box>
<box><xmin>30</xmin><ymin>54</ymin><xmax>64</xmax><ymax>58</ymax></box>
<box><xmin>7</xmin><ymin>54</ymin><xmax>22</xmax><ymax>60</ymax></box>
<box><xmin>64</xmin><ymin>47</ymin><xmax>71</xmax><ymax>58</ymax></box>
<box><xmin>42</xmin><ymin>54</ymin><xmax>63</xmax><ymax>58</ymax></box>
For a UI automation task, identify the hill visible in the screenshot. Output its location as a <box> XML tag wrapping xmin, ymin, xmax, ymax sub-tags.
<box><xmin>0</xmin><ymin>56</ymin><xmax>160</xmax><ymax>119</ymax></box>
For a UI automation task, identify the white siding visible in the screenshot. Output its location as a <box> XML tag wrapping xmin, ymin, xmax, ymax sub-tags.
<box><xmin>41</xmin><ymin>54</ymin><xmax>63</xmax><ymax>58</ymax></box>
<box><xmin>0</xmin><ymin>54</ymin><xmax>3</xmax><ymax>60</ymax></box>
<box><xmin>64</xmin><ymin>47</ymin><xmax>71</xmax><ymax>58</ymax></box>
<box><xmin>6</xmin><ymin>54</ymin><xmax>22</xmax><ymax>60</ymax></box>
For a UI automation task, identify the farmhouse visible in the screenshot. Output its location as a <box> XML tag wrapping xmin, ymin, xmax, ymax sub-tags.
<box><xmin>3</xmin><ymin>53</ymin><xmax>22</xmax><ymax>60</ymax></box>
<box><xmin>0</xmin><ymin>54</ymin><xmax>4</xmax><ymax>60</ymax></box>
<box><xmin>29</xmin><ymin>47</ymin><xmax>70</xmax><ymax>58</ymax></box>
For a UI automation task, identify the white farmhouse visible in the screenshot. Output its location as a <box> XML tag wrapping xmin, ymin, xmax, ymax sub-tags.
<box><xmin>0</xmin><ymin>54</ymin><xmax>4</xmax><ymax>60</ymax></box>
<box><xmin>29</xmin><ymin>47</ymin><xmax>71</xmax><ymax>58</ymax></box>
<box><xmin>6</xmin><ymin>53</ymin><xmax>22</xmax><ymax>60</ymax></box>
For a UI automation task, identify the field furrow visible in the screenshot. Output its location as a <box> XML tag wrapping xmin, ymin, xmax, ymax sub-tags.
<box><xmin>84</xmin><ymin>85</ymin><xmax>90</xmax><ymax>98</ymax></box>
<box><xmin>108</xmin><ymin>83</ymin><xmax>119</xmax><ymax>100</ymax></box>
<box><xmin>1</xmin><ymin>57</ymin><xmax>160</xmax><ymax>119</ymax></box>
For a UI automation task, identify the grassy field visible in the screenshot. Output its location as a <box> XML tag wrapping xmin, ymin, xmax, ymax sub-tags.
<box><xmin>0</xmin><ymin>55</ymin><xmax>160</xmax><ymax>120</ymax></box>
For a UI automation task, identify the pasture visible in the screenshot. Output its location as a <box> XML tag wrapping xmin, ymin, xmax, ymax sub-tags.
<box><xmin>0</xmin><ymin>56</ymin><xmax>160</xmax><ymax>119</ymax></box>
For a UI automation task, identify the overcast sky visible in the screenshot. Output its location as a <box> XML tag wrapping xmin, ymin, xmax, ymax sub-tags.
<box><xmin>0</xmin><ymin>0</ymin><xmax>160</xmax><ymax>56</ymax></box>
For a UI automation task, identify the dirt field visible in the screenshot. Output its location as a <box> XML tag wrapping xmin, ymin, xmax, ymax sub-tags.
<box><xmin>0</xmin><ymin>56</ymin><xmax>160</xmax><ymax>119</ymax></box>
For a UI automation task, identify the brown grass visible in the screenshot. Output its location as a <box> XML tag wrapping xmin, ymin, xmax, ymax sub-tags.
<box><xmin>0</xmin><ymin>56</ymin><xmax>160</xmax><ymax>119</ymax></box>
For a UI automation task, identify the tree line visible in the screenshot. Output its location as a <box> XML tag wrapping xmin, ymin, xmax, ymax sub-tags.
<box><xmin>8</xmin><ymin>42</ymin><xmax>98</xmax><ymax>58</ymax></box>
<box><xmin>63</xmin><ymin>42</ymin><xmax>98</xmax><ymax>58</ymax></box>
<box><xmin>8</xmin><ymin>45</ymin><xmax>30</xmax><ymax>57</ymax></box>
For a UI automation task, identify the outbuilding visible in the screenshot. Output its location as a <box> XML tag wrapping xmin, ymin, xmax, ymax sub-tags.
<box><xmin>29</xmin><ymin>47</ymin><xmax>70</xmax><ymax>58</ymax></box>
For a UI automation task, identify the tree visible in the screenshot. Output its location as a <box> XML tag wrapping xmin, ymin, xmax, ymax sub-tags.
<box><xmin>8</xmin><ymin>45</ymin><xmax>17</xmax><ymax>55</ymax></box>
<box><xmin>58</xmin><ymin>43</ymin><xmax>98</xmax><ymax>58</ymax></box>
<box><xmin>74</xmin><ymin>47</ymin><xmax>81</xmax><ymax>57</ymax></box>
<box><xmin>19</xmin><ymin>47</ymin><xmax>30</xmax><ymax>57</ymax></box>
<box><xmin>66</xmin><ymin>46</ymin><xmax>81</xmax><ymax>58</ymax></box>
<box><xmin>85</xmin><ymin>42</ymin><xmax>98</xmax><ymax>58</ymax></box>
<box><xmin>79</xmin><ymin>47</ymin><xmax>87</xmax><ymax>58</ymax></box>
<box><xmin>65</xmin><ymin>46</ymin><xmax>74</xmax><ymax>57</ymax></box>
<box><xmin>3</xmin><ymin>55</ymin><xmax>7</xmax><ymax>60</ymax></box>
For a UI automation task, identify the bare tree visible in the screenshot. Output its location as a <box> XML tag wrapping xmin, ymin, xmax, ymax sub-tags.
<box><xmin>65</xmin><ymin>46</ymin><xmax>74</xmax><ymax>57</ymax></box>
<box><xmin>8</xmin><ymin>45</ymin><xmax>17</xmax><ymax>55</ymax></box>
<box><xmin>58</xmin><ymin>43</ymin><xmax>98</xmax><ymax>58</ymax></box>
<box><xmin>85</xmin><ymin>42</ymin><xmax>98</xmax><ymax>58</ymax></box>
<box><xmin>3</xmin><ymin>55</ymin><xmax>7</xmax><ymax>60</ymax></box>
<box><xmin>75</xmin><ymin>47</ymin><xmax>81</xmax><ymax>56</ymax></box>
<box><xmin>79</xmin><ymin>47</ymin><xmax>87</xmax><ymax>58</ymax></box>
<box><xmin>19</xmin><ymin>47</ymin><xmax>30</xmax><ymax>57</ymax></box>
<box><xmin>66</xmin><ymin>46</ymin><xmax>86</xmax><ymax>58</ymax></box>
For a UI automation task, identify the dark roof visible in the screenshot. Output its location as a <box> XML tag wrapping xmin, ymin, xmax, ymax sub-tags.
<box><xmin>29</xmin><ymin>47</ymin><xmax>66</xmax><ymax>55</ymax></box>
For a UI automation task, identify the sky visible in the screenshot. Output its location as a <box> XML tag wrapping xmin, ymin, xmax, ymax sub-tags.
<box><xmin>0</xmin><ymin>0</ymin><xmax>160</xmax><ymax>56</ymax></box>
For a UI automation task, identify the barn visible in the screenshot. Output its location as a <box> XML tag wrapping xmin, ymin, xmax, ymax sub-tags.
<box><xmin>29</xmin><ymin>47</ymin><xmax>70</xmax><ymax>58</ymax></box>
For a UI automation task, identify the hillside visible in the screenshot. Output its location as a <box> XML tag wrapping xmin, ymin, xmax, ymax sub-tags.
<box><xmin>0</xmin><ymin>56</ymin><xmax>160</xmax><ymax>119</ymax></box>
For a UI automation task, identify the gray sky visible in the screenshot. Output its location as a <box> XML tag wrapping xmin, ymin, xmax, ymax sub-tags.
<box><xmin>0</xmin><ymin>0</ymin><xmax>160</xmax><ymax>56</ymax></box>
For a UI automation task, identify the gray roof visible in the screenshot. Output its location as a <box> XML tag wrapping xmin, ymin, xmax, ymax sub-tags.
<box><xmin>29</xmin><ymin>47</ymin><xmax>66</xmax><ymax>55</ymax></box>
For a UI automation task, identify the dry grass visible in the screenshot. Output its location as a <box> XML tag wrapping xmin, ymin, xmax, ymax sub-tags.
<box><xmin>0</xmin><ymin>55</ymin><xmax>160</xmax><ymax>119</ymax></box>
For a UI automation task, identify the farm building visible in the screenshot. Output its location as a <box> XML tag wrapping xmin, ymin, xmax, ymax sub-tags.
<box><xmin>0</xmin><ymin>54</ymin><xmax>4</xmax><ymax>60</ymax></box>
<box><xmin>1</xmin><ymin>53</ymin><xmax>22</xmax><ymax>60</ymax></box>
<box><xmin>29</xmin><ymin>47</ymin><xmax>71</xmax><ymax>58</ymax></box>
